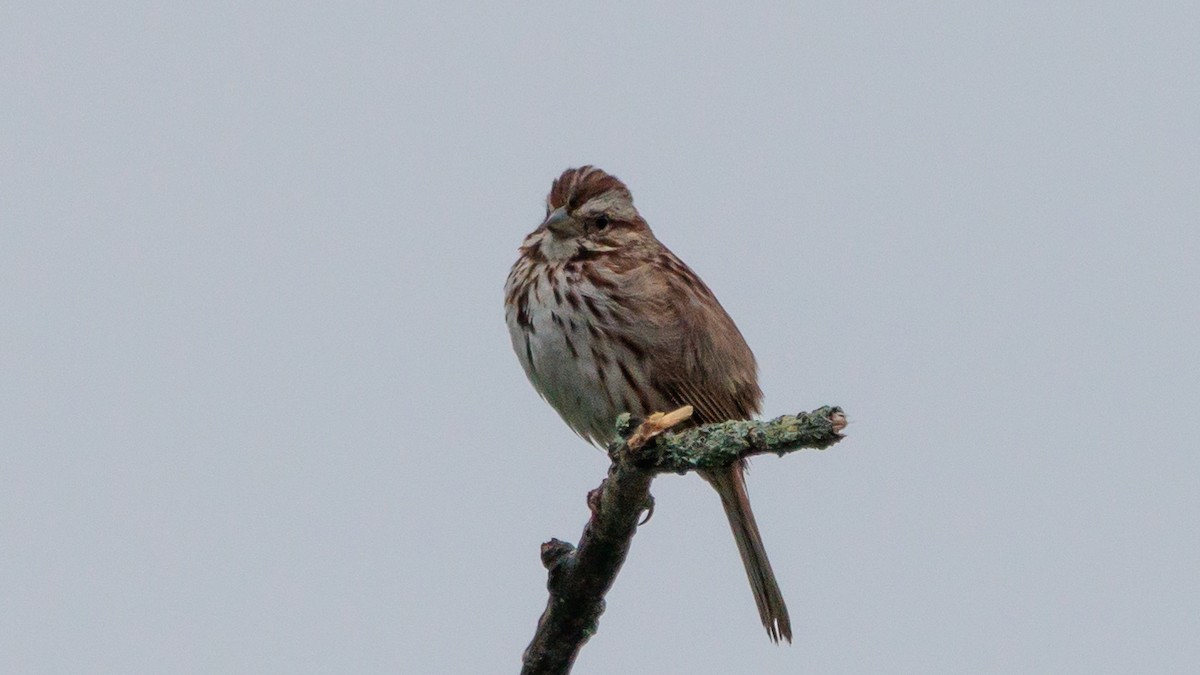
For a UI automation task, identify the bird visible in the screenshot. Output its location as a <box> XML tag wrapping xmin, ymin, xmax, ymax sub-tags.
<box><xmin>504</xmin><ymin>166</ymin><xmax>791</xmax><ymax>643</ymax></box>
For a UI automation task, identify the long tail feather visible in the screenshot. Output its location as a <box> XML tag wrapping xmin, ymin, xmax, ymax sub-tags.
<box><xmin>702</xmin><ymin>465</ymin><xmax>792</xmax><ymax>643</ymax></box>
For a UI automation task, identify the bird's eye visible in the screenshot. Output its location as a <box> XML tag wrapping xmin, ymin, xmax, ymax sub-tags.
<box><xmin>594</xmin><ymin>214</ymin><xmax>610</xmax><ymax>229</ymax></box>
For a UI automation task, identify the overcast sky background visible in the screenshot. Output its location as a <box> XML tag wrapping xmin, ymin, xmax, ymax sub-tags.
<box><xmin>3</xmin><ymin>3</ymin><xmax>1198</xmax><ymax>673</ymax></box>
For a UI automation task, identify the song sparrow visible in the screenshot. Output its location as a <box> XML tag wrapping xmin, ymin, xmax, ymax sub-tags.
<box><xmin>504</xmin><ymin>167</ymin><xmax>791</xmax><ymax>642</ymax></box>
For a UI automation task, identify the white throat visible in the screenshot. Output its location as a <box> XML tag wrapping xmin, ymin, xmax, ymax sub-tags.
<box><xmin>533</xmin><ymin>231</ymin><xmax>580</xmax><ymax>262</ymax></box>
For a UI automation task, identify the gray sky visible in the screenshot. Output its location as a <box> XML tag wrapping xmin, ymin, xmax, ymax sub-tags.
<box><xmin>3</xmin><ymin>3</ymin><xmax>1198</xmax><ymax>673</ymax></box>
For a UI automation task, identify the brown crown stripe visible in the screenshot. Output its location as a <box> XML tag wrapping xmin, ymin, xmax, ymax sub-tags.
<box><xmin>547</xmin><ymin>165</ymin><xmax>632</xmax><ymax>212</ymax></box>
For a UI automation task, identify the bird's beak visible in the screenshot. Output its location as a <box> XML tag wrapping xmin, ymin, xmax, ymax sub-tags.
<box><xmin>541</xmin><ymin>206</ymin><xmax>580</xmax><ymax>237</ymax></box>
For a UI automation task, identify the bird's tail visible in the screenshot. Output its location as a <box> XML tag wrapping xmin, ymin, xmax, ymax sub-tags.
<box><xmin>702</xmin><ymin>464</ymin><xmax>792</xmax><ymax>643</ymax></box>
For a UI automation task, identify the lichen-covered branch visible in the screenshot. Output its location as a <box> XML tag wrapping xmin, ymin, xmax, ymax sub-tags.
<box><xmin>520</xmin><ymin>405</ymin><xmax>846</xmax><ymax>675</ymax></box>
<box><xmin>615</xmin><ymin>405</ymin><xmax>847</xmax><ymax>473</ymax></box>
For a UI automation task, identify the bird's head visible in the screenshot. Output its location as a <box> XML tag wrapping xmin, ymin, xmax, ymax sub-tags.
<box><xmin>532</xmin><ymin>167</ymin><xmax>651</xmax><ymax>260</ymax></box>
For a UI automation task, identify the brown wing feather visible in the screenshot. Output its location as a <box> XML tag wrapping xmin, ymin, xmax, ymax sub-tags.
<box><xmin>607</xmin><ymin>243</ymin><xmax>761</xmax><ymax>425</ymax></box>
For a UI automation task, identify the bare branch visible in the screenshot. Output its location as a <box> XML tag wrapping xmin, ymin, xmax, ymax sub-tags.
<box><xmin>520</xmin><ymin>405</ymin><xmax>846</xmax><ymax>675</ymax></box>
